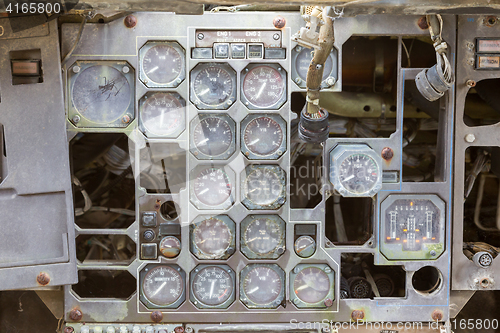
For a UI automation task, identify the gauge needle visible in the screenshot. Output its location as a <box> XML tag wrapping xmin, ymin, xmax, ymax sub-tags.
<box><xmin>246</xmin><ymin>237</ymin><xmax>259</xmax><ymax>243</ymax></box>
<box><xmin>343</xmin><ymin>174</ymin><xmax>355</xmax><ymax>182</ymax></box>
<box><xmin>198</xmin><ymin>88</ymin><xmax>210</xmax><ymax>96</ymax></box>
<box><xmin>198</xmin><ymin>188</ymin><xmax>209</xmax><ymax>195</ymax></box>
<box><xmin>197</xmin><ymin>138</ymin><xmax>209</xmax><ymax>145</ymax></box>
<box><xmin>150</xmin><ymin>282</ymin><xmax>167</xmax><ymax>297</ymax></box>
<box><xmin>247</xmin><ymin>287</ymin><xmax>259</xmax><ymax>294</ymax></box>
<box><xmin>256</xmin><ymin>82</ymin><xmax>266</xmax><ymax>99</ymax></box>
<box><xmin>209</xmin><ymin>280</ymin><xmax>215</xmax><ymax>298</ymax></box>
<box><xmin>147</xmin><ymin>66</ymin><xmax>159</xmax><ymax>74</ymax></box>
<box><xmin>295</xmin><ymin>284</ymin><xmax>310</xmax><ymax>291</ymax></box>
<box><xmin>248</xmin><ymin>139</ymin><xmax>260</xmax><ymax>146</ymax></box>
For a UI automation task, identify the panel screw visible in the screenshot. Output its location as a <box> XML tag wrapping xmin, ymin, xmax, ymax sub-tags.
<box><xmin>185</xmin><ymin>327</ymin><xmax>194</xmax><ymax>333</ymax></box>
<box><xmin>174</xmin><ymin>327</ymin><xmax>184</xmax><ymax>333</ymax></box>
<box><xmin>351</xmin><ymin>309</ymin><xmax>364</xmax><ymax>321</ymax></box>
<box><xmin>69</xmin><ymin>308</ymin><xmax>83</xmax><ymax>322</ymax></box>
<box><xmin>72</xmin><ymin>115</ymin><xmax>81</xmax><ymax>124</ymax></box>
<box><xmin>417</xmin><ymin>16</ymin><xmax>429</xmax><ymax>30</ymax></box>
<box><xmin>37</xmin><ymin>272</ymin><xmax>50</xmax><ymax>286</ymax></box>
<box><xmin>122</xmin><ymin>114</ymin><xmax>131</xmax><ymax>124</ymax></box>
<box><xmin>124</xmin><ymin>15</ymin><xmax>137</xmax><ymax>28</ymax></box>
<box><xmin>151</xmin><ymin>310</ymin><xmax>163</xmax><ymax>323</ymax></box>
<box><xmin>122</xmin><ymin>66</ymin><xmax>130</xmax><ymax>73</ymax></box>
<box><xmin>381</xmin><ymin>147</ymin><xmax>394</xmax><ymax>161</ymax></box>
<box><xmin>72</xmin><ymin>66</ymin><xmax>80</xmax><ymax>73</ymax></box>
<box><xmin>64</xmin><ymin>327</ymin><xmax>74</xmax><ymax>333</ymax></box>
<box><xmin>466</xmin><ymin>80</ymin><xmax>476</xmax><ymax>88</ymax></box>
<box><xmin>295</xmin><ymin>78</ymin><xmax>302</xmax><ymax>84</ymax></box>
<box><xmin>293</xmin><ymin>266</ymin><xmax>300</xmax><ymax>274</ymax></box>
<box><xmin>323</xmin><ymin>266</ymin><xmax>331</xmax><ymax>273</ymax></box>
<box><xmin>326</xmin><ymin>76</ymin><xmax>336</xmax><ymax>86</ymax></box>
<box><xmin>466</xmin><ymin>42</ymin><xmax>475</xmax><ymax>51</ymax></box>
<box><xmin>432</xmin><ymin>309</ymin><xmax>443</xmax><ymax>321</ymax></box>
<box><xmin>273</xmin><ymin>33</ymin><xmax>280</xmax><ymax>40</ymax></box>
<box><xmin>197</xmin><ymin>33</ymin><xmax>204</xmax><ymax>40</ymax></box>
<box><xmin>273</xmin><ymin>16</ymin><xmax>286</xmax><ymax>29</ymax></box>
<box><xmin>467</xmin><ymin>58</ymin><xmax>475</xmax><ymax>66</ymax></box>
<box><xmin>430</xmin><ymin>250</ymin><xmax>437</xmax><ymax>256</ymax></box>
<box><xmin>227</xmin><ymin>99</ymin><xmax>233</xmax><ymax>105</ymax></box>
<box><xmin>465</xmin><ymin>133</ymin><xmax>476</xmax><ymax>143</ymax></box>
<box><xmin>485</xmin><ymin>16</ymin><xmax>498</xmax><ymax>27</ymax></box>
<box><xmin>324</xmin><ymin>298</ymin><xmax>333</xmax><ymax>307</ymax></box>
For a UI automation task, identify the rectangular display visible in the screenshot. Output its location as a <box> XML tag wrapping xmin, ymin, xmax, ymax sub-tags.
<box><xmin>477</xmin><ymin>38</ymin><xmax>500</xmax><ymax>53</ymax></box>
<box><xmin>195</xmin><ymin>30</ymin><xmax>281</xmax><ymax>48</ymax></box>
<box><xmin>476</xmin><ymin>55</ymin><xmax>500</xmax><ymax>69</ymax></box>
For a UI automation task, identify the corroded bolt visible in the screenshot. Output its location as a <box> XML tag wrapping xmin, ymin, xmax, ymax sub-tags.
<box><xmin>381</xmin><ymin>147</ymin><xmax>394</xmax><ymax>161</ymax></box>
<box><xmin>351</xmin><ymin>310</ymin><xmax>364</xmax><ymax>321</ymax></box>
<box><xmin>174</xmin><ymin>327</ymin><xmax>185</xmax><ymax>333</ymax></box>
<box><xmin>122</xmin><ymin>114</ymin><xmax>131</xmax><ymax>124</ymax></box>
<box><xmin>432</xmin><ymin>309</ymin><xmax>443</xmax><ymax>321</ymax></box>
<box><xmin>417</xmin><ymin>16</ymin><xmax>429</xmax><ymax>30</ymax></box>
<box><xmin>64</xmin><ymin>327</ymin><xmax>75</xmax><ymax>333</ymax></box>
<box><xmin>69</xmin><ymin>308</ymin><xmax>83</xmax><ymax>322</ymax></box>
<box><xmin>124</xmin><ymin>15</ymin><xmax>137</xmax><ymax>28</ymax></box>
<box><xmin>154</xmin><ymin>199</ymin><xmax>161</xmax><ymax>210</ymax></box>
<box><xmin>324</xmin><ymin>298</ymin><xmax>333</xmax><ymax>307</ymax></box>
<box><xmin>37</xmin><ymin>272</ymin><xmax>50</xmax><ymax>286</ymax></box>
<box><xmin>485</xmin><ymin>16</ymin><xmax>498</xmax><ymax>27</ymax></box>
<box><xmin>273</xmin><ymin>16</ymin><xmax>286</xmax><ymax>29</ymax></box>
<box><xmin>466</xmin><ymin>80</ymin><xmax>476</xmax><ymax>88</ymax></box>
<box><xmin>151</xmin><ymin>310</ymin><xmax>163</xmax><ymax>323</ymax></box>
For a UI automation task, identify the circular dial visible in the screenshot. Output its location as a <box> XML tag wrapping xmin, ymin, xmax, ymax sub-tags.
<box><xmin>243</xmin><ymin>116</ymin><xmax>283</xmax><ymax>156</ymax></box>
<box><xmin>193</xmin><ymin>218</ymin><xmax>232</xmax><ymax>257</ymax></box>
<box><xmin>140</xmin><ymin>93</ymin><xmax>185</xmax><ymax>136</ymax></box>
<box><xmin>243</xmin><ymin>217</ymin><xmax>283</xmax><ymax>255</ymax></box>
<box><xmin>192</xmin><ymin>266</ymin><xmax>233</xmax><ymax>306</ymax></box>
<box><xmin>243</xmin><ymin>66</ymin><xmax>285</xmax><ymax>108</ymax></box>
<box><xmin>338</xmin><ymin>153</ymin><xmax>380</xmax><ymax>195</ymax></box>
<box><xmin>159</xmin><ymin>236</ymin><xmax>181</xmax><ymax>258</ymax></box>
<box><xmin>193</xmin><ymin>117</ymin><xmax>233</xmax><ymax>157</ymax></box>
<box><xmin>142</xmin><ymin>266</ymin><xmax>183</xmax><ymax>306</ymax></box>
<box><xmin>193</xmin><ymin>66</ymin><xmax>234</xmax><ymax>107</ymax></box>
<box><xmin>244</xmin><ymin>168</ymin><xmax>283</xmax><ymax>206</ymax></box>
<box><xmin>142</xmin><ymin>44</ymin><xmax>183</xmax><ymax>84</ymax></box>
<box><xmin>242</xmin><ymin>266</ymin><xmax>282</xmax><ymax>305</ymax></box>
<box><xmin>294</xmin><ymin>236</ymin><xmax>316</xmax><ymax>258</ymax></box>
<box><xmin>72</xmin><ymin>65</ymin><xmax>131</xmax><ymax>123</ymax></box>
<box><xmin>193</xmin><ymin>167</ymin><xmax>232</xmax><ymax>206</ymax></box>
<box><xmin>293</xmin><ymin>267</ymin><xmax>331</xmax><ymax>304</ymax></box>
<box><xmin>296</xmin><ymin>49</ymin><xmax>333</xmax><ymax>81</ymax></box>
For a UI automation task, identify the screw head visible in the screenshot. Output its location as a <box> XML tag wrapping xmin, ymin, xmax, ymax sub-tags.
<box><xmin>430</xmin><ymin>250</ymin><xmax>437</xmax><ymax>256</ymax></box>
<box><xmin>37</xmin><ymin>272</ymin><xmax>50</xmax><ymax>286</ymax></box>
<box><xmin>324</xmin><ymin>298</ymin><xmax>333</xmax><ymax>307</ymax></box>
<box><xmin>465</xmin><ymin>133</ymin><xmax>476</xmax><ymax>143</ymax></box>
<box><xmin>122</xmin><ymin>114</ymin><xmax>131</xmax><ymax>124</ymax></box>
<box><xmin>273</xmin><ymin>16</ymin><xmax>286</xmax><ymax>29</ymax></box>
<box><xmin>64</xmin><ymin>327</ymin><xmax>75</xmax><ymax>333</ymax></box>
<box><xmin>227</xmin><ymin>99</ymin><xmax>233</xmax><ymax>105</ymax></box>
<box><xmin>72</xmin><ymin>115</ymin><xmax>81</xmax><ymax>124</ymax></box>
<box><xmin>72</xmin><ymin>66</ymin><xmax>81</xmax><ymax>73</ymax></box>
<box><xmin>151</xmin><ymin>310</ymin><xmax>163</xmax><ymax>323</ymax></box>
<box><xmin>326</xmin><ymin>76</ymin><xmax>336</xmax><ymax>86</ymax></box>
<box><xmin>467</xmin><ymin>42</ymin><xmax>475</xmax><ymax>50</ymax></box>
<box><xmin>431</xmin><ymin>309</ymin><xmax>443</xmax><ymax>321</ymax></box>
<box><xmin>324</xmin><ymin>266</ymin><xmax>331</xmax><ymax>273</ymax></box>
<box><xmin>69</xmin><ymin>308</ymin><xmax>83</xmax><ymax>322</ymax></box>
<box><xmin>197</xmin><ymin>33</ymin><xmax>204</xmax><ymax>40</ymax></box>
<box><xmin>295</xmin><ymin>77</ymin><xmax>302</xmax><ymax>84</ymax></box>
<box><xmin>293</xmin><ymin>266</ymin><xmax>300</xmax><ymax>274</ymax></box>
<box><xmin>124</xmin><ymin>15</ymin><xmax>137</xmax><ymax>28</ymax></box>
<box><xmin>466</xmin><ymin>79</ymin><xmax>476</xmax><ymax>88</ymax></box>
<box><xmin>273</xmin><ymin>33</ymin><xmax>280</xmax><ymax>40</ymax></box>
<box><xmin>122</xmin><ymin>66</ymin><xmax>130</xmax><ymax>73</ymax></box>
<box><xmin>381</xmin><ymin>147</ymin><xmax>394</xmax><ymax>161</ymax></box>
<box><xmin>351</xmin><ymin>309</ymin><xmax>365</xmax><ymax>321</ymax></box>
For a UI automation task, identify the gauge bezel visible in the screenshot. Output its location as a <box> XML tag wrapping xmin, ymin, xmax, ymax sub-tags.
<box><xmin>189</xmin><ymin>264</ymin><xmax>236</xmax><ymax>309</ymax></box>
<box><xmin>291</xmin><ymin>45</ymin><xmax>338</xmax><ymax>89</ymax></box>
<box><xmin>239</xmin><ymin>263</ymin><xmax>285</xmax><ymax>309</ymax></box>
<box><xmin>329</xmin><ymin>144</ymin><xmax>383</xmax><ymax>197</ymax></box>
<box><xmin>240</xmin><ymin>214</ymin><xmax>286</xmax><ymax>259</ymax></box>
<box><xmin>289</xmin><ymin>263</ymin><xmax>335</xmax><ymax>309</ymax></box>
<box><xmin>240</xmin><ymin>114</ymin><xmax>287</xmax><ymax>160</ymax></box>
<box><xmin>190</xmin><ymin>62</ymin><xmax>237</xmax><ymax>110</ymax></box>
<box><xmin>138</xmin><ymin>91</ymin><xmax>186</xmax><ymax>138</ymax></box>
<box><xmin>68</xmin><ymin>60</ymin><xmax>135</xmax><ymax>128</ymax></box>
<box><xmin>159</xmin><ymin>235</ymin><xmax>181</xmax><ymax>259</ymax></box>
<box><xmin>294</xmin><ymin>235</ymin><xmax>317</xmax><ymax>258</ymax></box>
<box><xmin>139</xmin><ymin>264</ymin><xmax>186</xmax><ymax>309</ymax></box>
<box><xmin>139</xmin><ymin>41</ymin><xmax>186</xmax><ymax>88</ymax></box>
<box><xmin>190</xmin><ymin>113</ymin><xmax>236</xmax><ymax>160</ymax></box>
<box><xmin>241</xmin><ymin>165</ymin><xmax>286</xmax><ymax>210</ymax></box>
<box><xmin>190</xmin><ymin>165</ymin><xmax>236</xmax><ymax>210</ymax></box>
<box><xmin>240</xmin><ymin>63</ymin><xmax>287</xmax><ymax>110</ymax></box>
<box><xmin>380</xmin><ymin>194</ymin><xmax>446</xmax><ymax>260</ymax></box>
<box><xmin>189</xmin><ymin>215</ymin><xmax>236</xmax><ymax>260</ymax></box>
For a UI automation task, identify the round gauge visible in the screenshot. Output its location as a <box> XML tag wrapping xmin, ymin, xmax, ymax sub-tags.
<box><xmin>338</xmin><ymin>153</ymin><xmax>380</xmax><ymax>195</ymax></box>
<box><xmin>142</xmin><ymin>266</ymin><xmax>184</xmax><ymax>306</ymax></box>
<box><xmin>295</xmin><ymin>48</ymin><xmax>333</xmax><ymax>82</ymax></box>
<box><xmin>193</xmin><ymin>116</ymin><xmax>233</xmax><ymax>157</ymax></box>
<box><xmin>242</xmin><ymin>65</ymin><xmax>285</xmax><ymax>108</ymax></box>
<box><xmin>159</xmin><ymin>236</ymin><xmax>181</xmax><ymax>258</ymax></box>
<box><xmin>243</xmin><ymin>167</ymin><xmax>284</xmax><ymax>207</ymax></box>
<box><xmin>191</xmin><ymin>266</ymin><xmax>234</xmax><ymax>306</ymax></box>
<box><xmin>140</xmin><ymin>92</ymin><xmax>185</xmax><ymax>137</ymax></box>
<box><xmin>72</xmin><ymin>65</ymin><xmax>131</xmax><ymax>124</ymax></box>
<box><xmin>192</xmin><ymin>217</ymin><xmax>232</xmax><ymax>258</ymax></box>
<box><xmin>243</xmin><ymin>217</ymin><xmax>283</xmax><ymax>256</ymax></box>
<box><xmin>243</xmin><ymin>116</ymin><xmax>283</xmax><ymax>157</ymax></box>
<box><xmin>193</xmin><ymin>167</ymin><xmax>232</xmax><ymax>206</ymax></box>
<box><xmin>142</xmin><ymin>43</ymin><xmax>183</xmax><ymax>85</ymax></box>
<box><xmin>192</xmin><ymin>64</ymin><xmax>235</xmax><ymax>108</ymax></box>
<box><xmin>242</xmin><ymin>265</ymin><xmax>283</xmax><ymax>306</ymax></box>
<box><xmin>293</xmin><ymin>267</ymin><xmax>331</xmax><ymax>304</ymax></box>
<box><xmin>294</xmin><ymin>236</ymin><xmax>316</xmax><ymax>258</ymax></box>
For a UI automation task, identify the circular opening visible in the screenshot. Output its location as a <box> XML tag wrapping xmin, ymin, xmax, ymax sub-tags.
<box><xmin>98</xmin><ymin>18</ymin><xmax>105</xmax><ymax>23</ymax></box>
<box><xmin>488</xmin><ymin>17</ymin><xmax>497</xmax><ymax>25</ymax></box>
<box><xmin>412</xmin><ymin>266</ymin><xmax>442</xmax><ymax>295</ymax></box>
<box><xmin>389</xmin><ymin>105</ymin><xmax>397</xmax><ymax>112</ymax></box>
<box><xmin>160</xmin><ymin>201</ymin><xmax>179</xmax><ymax>221</ymax></box>
<box><xmin>363</xmin><ymin>105</ymin><xmax>371</xmax><ymax>112</ymax></box>
<box><xmin>481</xmin><ymin>278</ymin><xmax>490</xmax><ymax>288</ymax></box>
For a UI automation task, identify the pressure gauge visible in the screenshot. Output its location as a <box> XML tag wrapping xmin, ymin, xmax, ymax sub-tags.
<box><xmin>291</xmin><ymin>45</ymin><xmax>338</xmax><ymax>89</ymax></box>
<box><xmin>329</xmin><ymin>144</ymin><xmax>383</xmax><ymax>197</ymax></box>
<box><xmin>190</xmin><ymin>63</ymin><xmax>237</xmax><ymax>110</ymax></box>
<box><xmin>190</xmin><ymin>114</ymin><xmax>236</xmax><ymax>160</ymax></box>
<box><xmin>139</xmin><ymin>41</ymin><xmax>186</xmax><ymax>88</ymax></box>
<box><xmin>159</xmin><ymin>236</ymin><xmax>181</xmax><ymax>258</ymax></box>
<box><xmin>139</xmin><ymin>264</ymin><xmax>186</xmax><ymax>309</ymax></box>
<box><xmin>380</xmin><ymin>194</ymin><xmax>445</xmax><ymax>260</ymax></box>
<box><xmin>190</xmin><ymin>166</ymin><xmax>235</xmax><ymax>210</ymax></box>
<box><xmin>190</xmin><ymin>265</ymin><xmax>235</xmax><ymax>309</ymax></box>
<box><xmin>190</xmin><ymin>215</ymin><xmax>235</xmax><ymax>260</ymax></box>
<box><xmin>294</xmin><ymin>235</ymin><xmax>316</xmax><ymax>258</ymax></box>
<box><xmin>240</xmin><ymin>264</ymin><xmax>285</xmax><ymax>309</ymax></box>
<box><xmin>241</xmin><ymin>114</ymin><xmax>287</xmax><ymax>160</ymax></box>
<box><xmin>290</xmin><ymin>264</ymin><xmax>335</xmax><ymax>309</ymax></box>
<box><xmin>241</xmin><ymin>63</ymin><xmax>287</xmax><ymax>110</ymax></box>
<box><xmin>240</xmin><ymin>215</ymin><xmax>285</xmax><ymax>259</ymax></box>
<box><xmin>241</xmin><ymin>165</ymin><xmax>286</xmax><ymax>210</ymax></box>
<box><xmin>139</xmin><ymin>92</ymin><xmax>186</xmax><ymax>138</ymax></box>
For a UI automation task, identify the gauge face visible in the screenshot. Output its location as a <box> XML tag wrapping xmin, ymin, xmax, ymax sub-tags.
<box><xmin>243</xmin><ymin>116</ymin><xmax>283</xmax><ymax>156</ymax></box>
<box><xmin>242</xmin><ymin>266</ymin><xmax>282</xmax><ymax>305</ymax></box>
<box><xmin>72</xmin><ymin>65</ymin><xmax>131</xmax><ymax>123</ymax></box>
<box><xmin>193</xmin><ymin>217</ymin><xmax>232</xmax><ymax>257</ymax></box>
<box><xmin>243</xmin><ymin>217</ymin><xmax>283</xmax><ymax>255</ymax></box>
<box><xmin>244</xmin><ymin>168</ymin><xmax>284</xmax><ymax>206</ymax></box>
<box><xmin>296</xmin><ymin>48</ymin><xmax>333</xmax><ymax>81</ymax></box>
<box><xmin>142</xmin><ymin>44</ymin><xmax>183</xmax><ymax>84</ymax></box>
<box><xmin>293</xmin><ymin>267</ymin><xmax>331</xmax><ymax>304</ymax></box>
<box><xmin>193</xmin><ymin>117</ymin><xmax>233</xmax><ymax>157</ymax></box>
<box><xmin>242</xmin><ymin>65</ymin><xmax>285</xmax><ymax>108</ymax></box>
<box><xmin>142</xmin><ymin>266</ymin><xmax>184</xmax><ymax>306</ymax></box>
<box><xmin>192</xmin><ymin>266</ymin><xmax>234</xmax><ymax>306</ymax></box>
<box><xmin>294</xmin><ymin>235</ymin><xmax>316</xmax><ymax>258</ymax></box>
<box><xmin>193</xmin><ymin>167</ymin><xmax>232</xmax><ymax>206</ymax></box>
<box><xmin>159</xmin><ymin>236</ymin><xmax>181</xmax><ymax>258</ymax></box>
<box><xmin>193</xmin><ymin>65</ymin><xmax>234</xmax><ymax>107</ymax></box>
<box><xmin>140</xmin><ymin>92</ymin><xmax>185</xmax><ymax>136</ymax></box>
<box><xmin>338</xmin><ymin>153</ymin><xmax>380</xmax><ymax>195</ymax></box>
